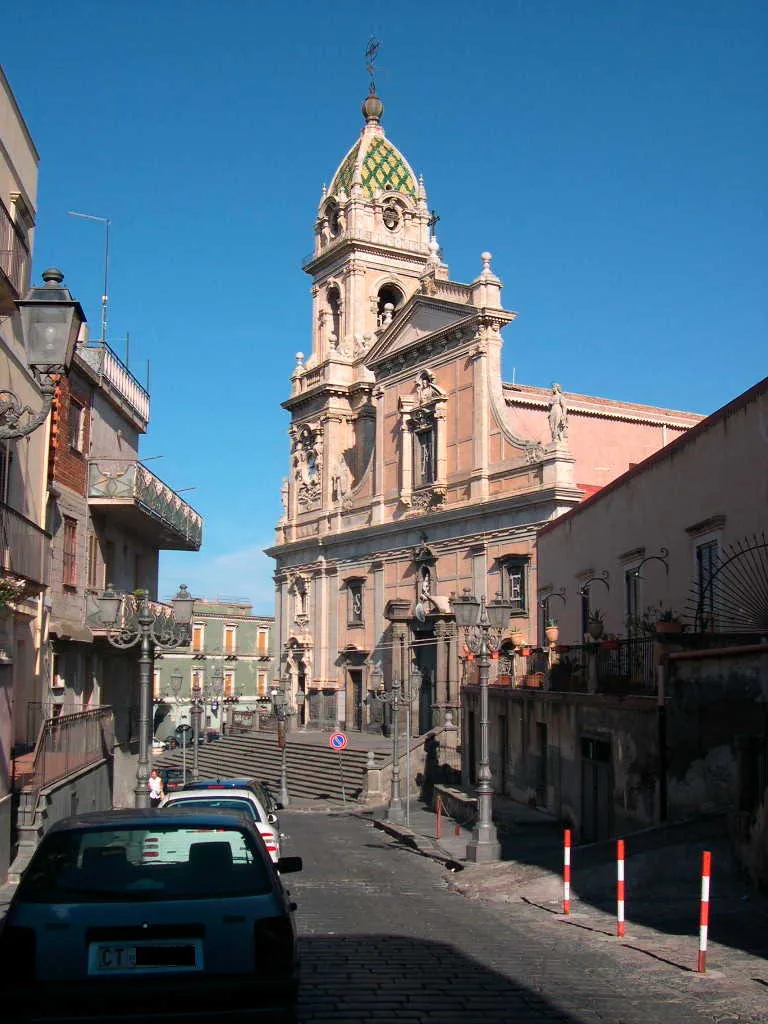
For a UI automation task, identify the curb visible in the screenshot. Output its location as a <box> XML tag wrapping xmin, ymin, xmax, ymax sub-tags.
<box><xmin>368</xmin><ymin>816</ymin><xmax>465</xmax><ymax>871</ymax></box>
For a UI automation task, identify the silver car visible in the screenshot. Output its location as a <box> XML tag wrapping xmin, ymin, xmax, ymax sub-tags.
<box><xmin>0</xmin><ymin>808</ymin><xmax>301</xmax><ymax>1022</ymax></box>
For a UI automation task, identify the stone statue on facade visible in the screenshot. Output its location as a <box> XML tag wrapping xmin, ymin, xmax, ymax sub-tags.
<box><xmin>331</xmin><ymin>453</ymin><xmax>353</xmax><ymax>504</ymax></box>
<box><xmin>548</xmin><ymin>383</ymin><xmax>568</xmax><ymax>443</ymax></box>
<box><xmin>280</xmin><ymin>478</ymin><xmax>289</xmax><ymax>518</ymax></box>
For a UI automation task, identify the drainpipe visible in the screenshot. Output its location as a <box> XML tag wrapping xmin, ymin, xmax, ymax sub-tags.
<box><xmin>656</xmin><ymin>659</ymin><xmax>668</xmax><ymax>822</ymax></box>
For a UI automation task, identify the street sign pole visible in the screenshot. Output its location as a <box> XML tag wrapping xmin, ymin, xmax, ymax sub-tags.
<box><xmin>329</xmin><ymin>732</ymin><xmax>348</xmax><ymax>804</ymax></box>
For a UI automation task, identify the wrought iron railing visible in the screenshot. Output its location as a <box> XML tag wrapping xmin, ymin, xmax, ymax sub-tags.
<box><xmin>547</xmin><ymin>637</ymin><xmax>655</xmax><ymax>693</ymax></box>
<box><xmin>0</xmin><ymin>501</ymin><xmax>51</xmax><ymax>587</ymax></box>
<box><xmin>84</xmin><ymin>590</ymin><xmax>173</xmax><ymax>630</ymax></box>
<box><xmin>77</xmin><ymin>342</ymin><xmax>150</xmax><ymax>425</ymax></box>
<box><xmin>0</xmin><ymin>198</ymin><xmax>29</xmax><ymax>297</ymax></box>
<box><xmin>18</xmin><ymin>706</ymin><xmax>114</xmax><ymax>807</ymax></box>
<box><xmin>87</xmin><ymin>459</ymin><xmax>203</xmax><ymax>549</ymax></box>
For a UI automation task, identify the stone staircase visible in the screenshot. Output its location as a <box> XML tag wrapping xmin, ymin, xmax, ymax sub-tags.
<box><xmin>153</xmin><ymin>733</ymin><xmax>382</xmax><ymax>804</ymax></box>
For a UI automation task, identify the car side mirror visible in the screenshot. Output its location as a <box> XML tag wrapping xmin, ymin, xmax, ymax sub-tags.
<box><xmin>267</xmin><ymin>812</ymin><xmax>278</xmax><ymax>825</ymax></box>
<box><xmin>277</xmin><ymin>856</ymin><xmax>302</xmax><ymax>874</ymax></box>
<box><xmin>276</xmin><ymin>801</ymin><xmax>284</xmax><ymax>811</ymax></box>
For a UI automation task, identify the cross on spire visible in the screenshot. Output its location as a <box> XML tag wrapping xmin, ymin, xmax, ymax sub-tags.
<box><xmin>365</xmin><ymin>37</ymin><xmax>380</xmax><ymax>92</ymax></box>
<box><xmin>427</xmin><ymin>209</ymin><xmax>441</xmax><ymax>237</ymax></box>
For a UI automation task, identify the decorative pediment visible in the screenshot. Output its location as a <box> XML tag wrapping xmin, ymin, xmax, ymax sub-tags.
<box><xmin>365</xmin><ymin>295</ymin><xmax>475</xmax><ymax>368</ymax></box>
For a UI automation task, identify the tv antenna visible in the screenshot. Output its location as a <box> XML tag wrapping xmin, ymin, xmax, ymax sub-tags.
<box><xmin>365</xmin><ymin>37</ymin><xmax>380</xmax><ymax>91</ymax></box>
<box><xmin>68</xmin><ymin>211</ymin><xmax>110</xmax><ymax>343</ymax></box>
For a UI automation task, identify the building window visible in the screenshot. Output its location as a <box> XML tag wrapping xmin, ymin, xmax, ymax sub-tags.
<box><xmin>257</xmin><ymin>628</ymin><xmax>269</xmax><ymax>655</ymax></box>
<box><xmin>347</xmin><ymin>579</ymin><xmax>364</xmax><ymax>625</ymax></box>
<box><xmin>500</xmin><ymin>558</ymin><xmax>527</xmax><ymax>614</ymax></box>
<box><xmin>68</xmin><ymin>397</ymin><xmax>85</xmax><ymax>452</ymax></box>
<box><xmin>191</xmin><ymin>624</ymin><xmax>204</xmax><ymax>653</ymax></box>
<box><xmin>224</xmin><ymin>625</ymin><xmax>237</xmax><ymax>655</ymax></box>
<box><xmin>696</xmin><ymin>540</ymin><xmax>719</xmax><ymax>628</ymax></box>
<box><xmin>63</xmin><ymin>516</ymin><xmax>77</xmax><ymax>588</ymax></box>
<box><xmin>87</xmin><ymin>533</ymin><xmax>100</xmax><ymax>589</ymax></box>
<box><xmin>191</xmin><ymin>668</ymin><xmax>205</xmax><ymax>694</ymax></box>
<box><xmin>223</xmin><ymin>670</ymin><xmax>235</xmax><ymax>697</ymax></box>
<box><xmin>413</xmin><ymin>424</ymin><xmax>436</xmax><ymax>488</ymax></box>
<box><xmin>257</xmin><ymin>671</ymin><xmax>268</xmax><ymax>697</ymax></box>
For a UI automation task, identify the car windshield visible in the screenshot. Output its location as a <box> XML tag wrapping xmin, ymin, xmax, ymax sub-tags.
<box><xmin>167</xmin><ymin>797</ymin><xmax>261</xmax><ymax>821</ymax></box>
<box><xmin>15</xmin><ymin>825</ymin><xmax>273</xmax><ymax>904</ymax></box>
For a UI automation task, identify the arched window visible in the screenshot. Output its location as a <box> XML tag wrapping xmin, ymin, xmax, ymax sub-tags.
<box><xmin>325</xmin><ymin>201</ymin><xmax>340</xmax><ymax>237</ymax></box>
<box><xmin>376</xmin><ymin>284</ymin><xmax>403</xmax><ymax>328</ymax></box>
<box><xmin>327</xmin><ymin>285</ymin><xmax>341</xmax><ymax>344</ymax></box>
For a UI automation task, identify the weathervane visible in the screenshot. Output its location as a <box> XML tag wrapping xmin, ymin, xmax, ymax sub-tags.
<box><xmin>365</xmin><ymin>37</ymin><xmax>380</xmax><ymax>92</ymax></box>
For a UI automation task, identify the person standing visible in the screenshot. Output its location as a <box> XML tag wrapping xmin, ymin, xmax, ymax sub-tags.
<box><xmin>148</xmin><ymin>769</ymin><xmax>164</xmax><ymax>808</ymax></box>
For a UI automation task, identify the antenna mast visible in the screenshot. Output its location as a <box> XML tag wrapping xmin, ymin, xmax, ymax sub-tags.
<box><xmin>68</xmin><ymin>211</ymin><xmax>111</xmax><ymax>343</ymax></box>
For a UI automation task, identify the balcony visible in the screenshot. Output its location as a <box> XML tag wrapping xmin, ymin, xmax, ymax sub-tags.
<box><xmin>76</xmin><ymin>341</ymin><xmax>150</xmax><ymax>430</ymax></box>
<box><xmin>0</xmin><ymin>502</ymin><xmax>51</xmax><ymax>590</ymax></box>
<box><xmin>0</xmin><ymin>197</ymin><xmax>30</xmax><ymax>314</ymax></box>
<box><xmin>88</xmin><ymin>459</ymin><xmax>203</xmax><ymax>551</ymax></box>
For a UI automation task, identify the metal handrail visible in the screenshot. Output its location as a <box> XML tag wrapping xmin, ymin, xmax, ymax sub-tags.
<box><xmin>21</xmin><ymin>705</ymin><xmax>114</xmax><ymax>805</ymax></box>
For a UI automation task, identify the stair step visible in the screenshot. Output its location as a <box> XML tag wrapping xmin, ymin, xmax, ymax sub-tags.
<box><xmin>154</xmin><ymin>734</ymin><xmax>377</xmax><ymax>802</ymax></box>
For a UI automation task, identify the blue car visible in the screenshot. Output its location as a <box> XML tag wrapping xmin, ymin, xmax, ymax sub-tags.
<box><xmin>0</xmin><ymin>808</ymin><xmax>301</xmax><ymax>1022</ymax></box>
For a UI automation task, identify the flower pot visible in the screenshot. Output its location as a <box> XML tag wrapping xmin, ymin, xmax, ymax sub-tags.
<box><xmin>545</xmin><ymin>625</ymin><xmax>560</xmax><ymax>645</ymax></box>
<box><xmin>655</xmin><ymin>619</ymin><xmax>683</xmax><ymax>634</ymax></box>
<box><xmin>602</xmin><ymin>640</ymin><xmax>620</xmax><ymax>651</ymax></box>
<box><xmin>520</xmin><ymin>647</ymin><xmax>532</xmax><ymax>657</ymax></box>
<box><xmin>587</xmin><ymin>620</ymin><xmax>604</xmax><ymax>640</ymax></box>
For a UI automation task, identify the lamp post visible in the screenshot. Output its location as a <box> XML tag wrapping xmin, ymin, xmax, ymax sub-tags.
<box><xmin>370</xmin><ymin>661</ymin><xmax>418</xmax><ymax>824</ymax></box>
<box><xmin>271</xmin><ymin>686</ymin><xmax>290</xmax><ymax>808</ymax></box>
<box><xmin>97</xmin><ymin>583</ymin><xmax>194</xmax><ymax>807</ymax></box>
<box><xmin>169</xmin><ymin>668</ymin><xmax>187</xmax><ymax>785</ymax></box>
<box><xmin>450</xmin><ymin>589</ymin><xmax>513</xmax><ymax>862</ymax></box>
<box><xmin>190</xmin><ymin>664</ymin><xmax>225</xmax><ymax>781</ymax></box>
<box><xmin>1</xmin><ymin>269</ymin><xmax>85</xmax><ymax>440</ymax></box>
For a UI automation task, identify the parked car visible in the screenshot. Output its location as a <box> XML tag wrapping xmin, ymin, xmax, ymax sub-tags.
<box><xmin>164</xmin><ymin>787</ymin><xmax>281</xmax><ymax>863</ymax></box>
<box><xmin>0</xmin><ymin>808</ymin><xmax>301</xmax><ymax>1022</ymax></box>
<box><xmin>157</xmin><ymin>767</ymin><xmax>186</xmax><ymax>794</ymax></box>
<box><xmin>184</xmin><ymin>777</ymin><xmax>282</xmax><ymax>816</ymax></box>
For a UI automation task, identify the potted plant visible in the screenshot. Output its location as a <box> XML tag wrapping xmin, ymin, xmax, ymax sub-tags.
<box><xmin>654</xmin><ymin>608</ymin><xmax>683</xmax><ymax>634</ymax></box>
<box><xmin>587</xmin><ymin>608</ymin><xmax>605</xmax><ymax>640</ymax></box>
<box><xmin>544</xmin><ymin>617</ymin><xmax>560</xmax><ymax>645</ymax></box>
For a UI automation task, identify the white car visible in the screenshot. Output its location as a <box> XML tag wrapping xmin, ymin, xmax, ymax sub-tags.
<box><xmin>163</xmin><ymin>789</ymin><xmax>281</xmax><ymax>863</ymax></box>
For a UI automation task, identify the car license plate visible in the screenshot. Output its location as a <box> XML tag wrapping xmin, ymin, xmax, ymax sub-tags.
<box><xmin>88</xmin><ymin>939</ymin><xmax>203</xmax><ymax>975</ymax></box>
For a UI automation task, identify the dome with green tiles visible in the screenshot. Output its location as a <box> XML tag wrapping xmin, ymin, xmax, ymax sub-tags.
<box><xmin>328</xmin><ymin>94</ymin><xmax>418</xmax><ymax>200</ymax></box>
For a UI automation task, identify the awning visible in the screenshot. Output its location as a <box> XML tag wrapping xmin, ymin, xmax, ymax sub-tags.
<box><xmin>50</xmin><ymin>620</ymin><xmax>94</xmax><ymax>644</ymax></box>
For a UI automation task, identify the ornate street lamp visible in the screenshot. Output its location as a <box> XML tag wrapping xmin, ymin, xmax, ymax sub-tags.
<box><xmin>97</xmin><ymin>583</ymin><xmax>193</xmax><ymax>806</ymax></box>
<box><xmin>169</xmin><ymin>668</ymin><xmax>189</xmax><ymax>785</ymax></box>
<box><xmin>271</xmin><ymin>685</ymin><xmax>290</xmax><ymax>808</ymax></box>
<box><xmin>1</xmin><ymin>269</ymin><xmax>86</xmax><ymax>440</ymax></box>
<box><xmin>370</xmin><ymin>662</ymin><xmax>418</xmax><ymax>824</ymax></box>
<box><xmin>450</xmin><ymin>589</ymin><xmax>513</xmax><ymax>862</ymax></box>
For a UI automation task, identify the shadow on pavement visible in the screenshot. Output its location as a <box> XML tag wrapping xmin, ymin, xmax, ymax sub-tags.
<box><xmin>409</xmin><ymin>797</ymin><xmax>768</xmax><ymax>964</ymax></box>
<box><xmin>296</xmin><ymin>933</ymin><xmax>579</xmax><ymax>1024</ymax></box>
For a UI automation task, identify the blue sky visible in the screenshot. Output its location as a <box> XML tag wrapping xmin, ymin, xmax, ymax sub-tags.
<box><xmin>3</xmin><ymin>1</ymin><xmax>766</xmax><ymax>613</ymax></box>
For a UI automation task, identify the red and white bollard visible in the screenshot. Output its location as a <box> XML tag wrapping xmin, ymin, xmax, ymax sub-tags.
<box><xmin>616</xmin><ymin>839</ymin><xmax>626</xmax><ymax>938</ymax></box>
<box><xmin>697</xmin><ymin>850</ymin><xmax>712</xmax><ymax>973</ymax></box>
<box><xmin>563</xmin><ymin>829</ymin><xmax>571</xmax><ymax>915</ymax></box>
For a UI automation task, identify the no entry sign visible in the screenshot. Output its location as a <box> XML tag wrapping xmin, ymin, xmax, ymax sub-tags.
<box><xmin>329</xmin><ymin>731</ymin><xmax>348</xmax><ymax>751</ymax></box>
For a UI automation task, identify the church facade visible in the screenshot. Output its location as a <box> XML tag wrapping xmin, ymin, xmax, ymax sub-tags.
<box><xmin>266</xmin><ymin>86</ymin><xmax>700</xmax><ymax>738</ymax></box>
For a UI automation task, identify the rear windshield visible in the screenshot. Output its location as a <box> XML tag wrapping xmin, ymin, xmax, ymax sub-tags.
<box><xmin>16</xmin><ymin>826</ymin><xmax>273</xmax><ymax>903</ymax></box>
<box><xmin>167</xmin><ymin>798</ymin><xmax>261</xmax><ymax>821</ymax></box>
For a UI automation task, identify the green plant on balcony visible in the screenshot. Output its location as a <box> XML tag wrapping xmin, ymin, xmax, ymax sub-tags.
<box><xmin>0</xmin><ymin>576</ymin><xmax>27</xmax><ymax>609</ymax></box>
<box><xmin>587</xmin><ymin>608</ymin><xmax>605</xmax><ymax>640</ymax></box>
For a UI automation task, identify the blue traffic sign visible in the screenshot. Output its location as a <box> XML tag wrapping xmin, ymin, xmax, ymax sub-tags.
<box><xmin>329</xmin><ymin>731</ymin><xmax>348</xmax><ymax>751</ymax></box>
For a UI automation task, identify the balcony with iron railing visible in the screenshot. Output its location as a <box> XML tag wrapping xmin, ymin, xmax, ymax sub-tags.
<box><xmin>87</xmin><ymin>459</ymin><xmax>203</xmax><ymax>551</ymax></box>
<box><xmin>0</xmin><ymin>197</ymin><xmax>30</xmax><ymax>313</ymax></box>
<box><xmin>76</xmin><ymin>341</ymin><xmax>150</xmax><ymax>429</ymax></box>
<box><xmin>0</xmin><ymin>502</ymin><xmax>51</xmax><ymax>590</ymax></box>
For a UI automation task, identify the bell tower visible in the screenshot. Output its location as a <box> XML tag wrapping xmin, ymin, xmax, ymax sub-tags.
<box><xmin>304</xmin><ymin>84</ymin><xmax>439</xmax><ymax>367</ymax></box>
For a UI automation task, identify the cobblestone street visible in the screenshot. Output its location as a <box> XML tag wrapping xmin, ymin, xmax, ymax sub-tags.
<box><xmin>286</xmin><ymin>809</ymin><xmax>768</xmax><ymax>1024</ymax></box>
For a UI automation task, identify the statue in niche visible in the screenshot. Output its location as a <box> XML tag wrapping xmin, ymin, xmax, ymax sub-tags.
<box><xmin>280</xmin><ymin>478</ymin><xmax>289</xmax><ymax>517</ymax></box>
<box><xmin>331</xmin><ymin>453</ymin><xmax>353</xmax><ymax>503</ymax></box>
<box><xmin>420</xmin><ymin>566</ymin><xmax>432</xmax><ymax>601</ymax></box>
<box><xmin>417</xmin><ymin>370</ymin><xmax>442</xmax><ymax>406</ymax></box>
<box><xmin>548</xmin><ymin>383</ymin><xmax>569</xmax><ymax>443</ymax></box>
